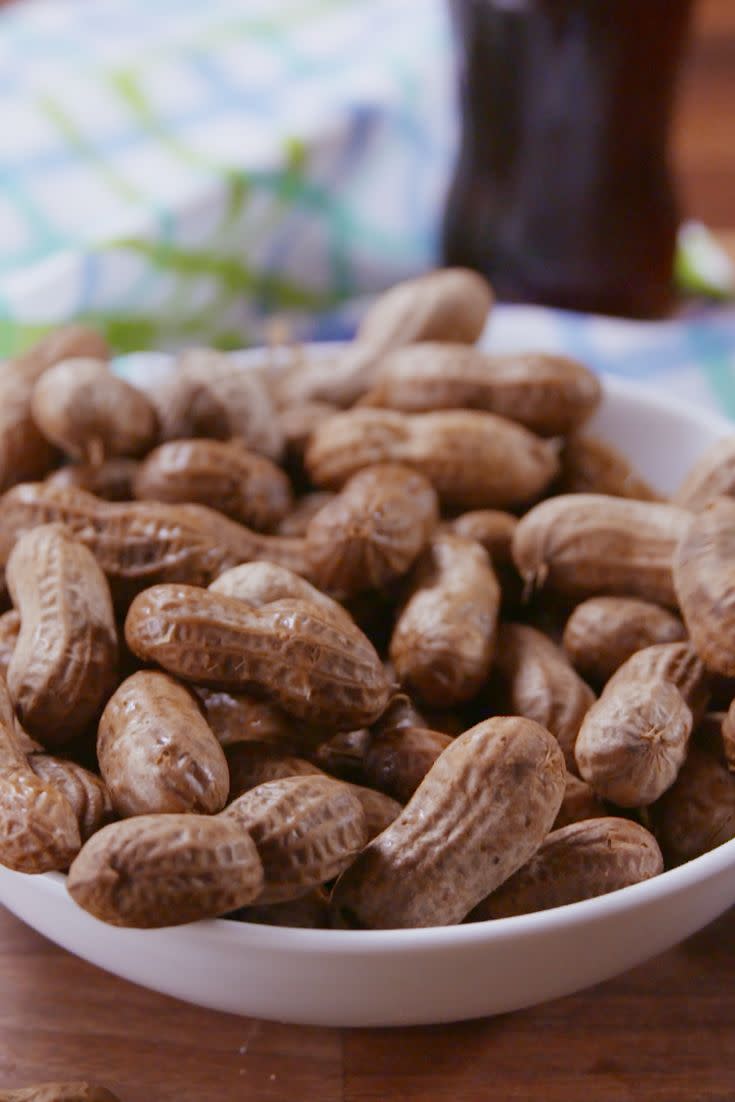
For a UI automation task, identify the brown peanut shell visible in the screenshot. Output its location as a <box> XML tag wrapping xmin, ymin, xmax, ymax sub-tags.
<box><xmin>575</xmin><ymin>680</ymin><xmax>692</xmax><ymax>807</ymax></box>
<box><xmin>604</xmin><ymin>642</ymin><xmax>710</xmax><ymax>726</ymax></box>
<box><xmin>31</xmin><ymin>358</ymin><xmax>157</xmax><ymax>463</ymax></box>
<box><xmin>306</xmin><ymin>408</ymin><xmax>559</xmax><ymax>510</ymax></box>
<box><xmin>513</xmin><ymin>494</ymin><xmax>690</xmax><ymax>606</ymax></box>
<box><xmin>331</xmin><ymin>716</ymin><xmax>566</xmax><ymax>929</ymax></box>
<box><xmin>362</xmin><ymin>726</ymin><xmax>452</xmax><ymax>803</ymax></box>
<box><xmin>562</xmin><ymin>597</ymin><xmax>686</xmax><ymax>686</ymax></box>
<box><xmin>209</xmin><ymin>560</ymin><xmax>354</xmax><ymax>631</ymax></box>
<box><xmin>29</xmin><ymin>755</ymin><xmax>113</xmax><ymax>841</ymax></box>
<box><xmin>553</xmin><ymin>773</ymin><xmax>608</xmax><ymax>830</ymax></box>
<box><xmin>673</xmin><ymin>497</ymin><xmax>735</xmax><ymax>676</ymax></box>
<box><xmin>46</xmin><ymin>459</ymin><xmax>139</xmax><ymax>501</ymax></box>
<box><xmin>363</xmin><ymin>344</ymin><xmax>600</xmax><ymax>436</ymax></box>
<box><xmin>277</xmin><ymin>492</ymin><xmax>335</xmax><ymax>537</ymax></box>
<box><xmin>7</xmin><ymin>524</ymin><xmax>118</xmax><ymax>744</ymax></box>
<box><xmin>674</xmin><ymin>436</ymin><xmax>735</xmax><ymax>511</ymax></box>
<box><xmin>306</xmin><ymin>464</ymin><xmax>439</xmax><ymax>598</ymax></box>
<box><xmin>492</xmin><ymin>623</ymin><xmax>596</xmax><ymax>772</ymax></box>
<box><xmin>225</xmin><ymin>774</ymin><xmax>368</xmax><ymax>903</ymax></box>
<box><xmin>557</xmin><ymin>435</ymin><xmax>660</xmax><ymax>500</ymax></box>
<box><xmin>470</xmin><ymin>818</ymin><xmax>663</xmax><ymax>920</ymax></box>
<box><xmin>390</xmin><ymin>533</ymin><xmax>500</xmax><ymax>707</ymax></box>
<box><xmin>134</xmin><ymin>438</ymin><xmax>292</xmax><ymax>531</ymax></box>
<box><xmin>0</xmin><ymin>1084</ymin><xmax>121</xmax><ymax>1102</ymax></box>
<box><xmin>0</xmin><ymin>610</ymin><xmax>20</xmax><ymax>679</ymax></box>
<box><xmin>98</xmin><ymin>671</ymin><xmax>229</xmax><ymax>818</ymax></box>
<box><xmin>67</xmin><ymin>812</ymin><xmax>264</xmax><ymax>927</ymax></box>
<box><xmin>124</xmin><ymin>585</ymin><xmax>391</xmax><ymax>730</ymax></box>
<box><xmin>649</xmin><ymin>745</ymin><xmax>735</xmax><ymax>865</ymax></box>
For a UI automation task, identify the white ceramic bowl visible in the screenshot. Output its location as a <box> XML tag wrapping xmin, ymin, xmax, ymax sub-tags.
<box><xmin>1</xmin><ymin>352</ymin><xmax>734</xmax><ymax>1028</ymax></box>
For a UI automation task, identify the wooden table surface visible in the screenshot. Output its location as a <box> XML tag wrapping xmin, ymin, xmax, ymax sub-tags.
<box><xmin>1</xmin><ymin>1</ymin><xmax>735</xmax><ymax>1100</ymax></box>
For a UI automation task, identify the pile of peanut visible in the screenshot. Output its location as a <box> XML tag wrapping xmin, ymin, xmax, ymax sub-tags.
<box><xmin>0</xmin><ymin>266</ymin><xmax>733</xmax><ymax>934</ymax></box>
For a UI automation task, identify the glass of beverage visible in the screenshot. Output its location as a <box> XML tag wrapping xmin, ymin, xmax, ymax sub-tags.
<box><xmin>442</xmin><ymin>0</ymin><xmax>695</xmax><ymax>317</ymax></box>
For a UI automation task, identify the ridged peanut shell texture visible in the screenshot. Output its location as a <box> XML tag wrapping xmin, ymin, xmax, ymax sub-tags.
<box><xmin>46</xmin><ymin>458</ymin><xmax>139</xmax><ymax>501</ymax></box>
<box><xmin>134</xmin><ymin>439</ymin><xmax>292</xmax><ymax>531</ymax></box>
<box><xmin>67</xmin><ymin>813</ymin><xmax>264</xmax><ymax>927</ymax></box>
<box><xmin>306</xmin><ymin>408</ymin><xmax>559</xmax><ymax>510</ymax></box>
<box><xmin>673</xmin><ymin>497</ymin><xmax>735</xmax><ymax>676</ymax></box>
<box><xmin>29</xmin><ymin>755</ymin><xmax>112</xmax><ymax>842</ymax></box>
<box><xmin>6</xmin><ymin>524</ymin><xmax>118</xmax><ymax>745</ymax></box>
<box><xmin>470</xmin><ymin>818</ymin><xmax>663</xmax><ymax>920</ymax></box>
<box><xmin>604</xmin><ymin>642</ymin><xmax>710</xmax><ymax>726</ymax></box>
<box><xmin>493</xmin><ymin>623</ymin><xmax>596</xmax><ymax>772</ymax></box>
<box><xmin>306</xmin><ymin>464</ymin><xmax>439</xmax><ymax>598</ymax></box>
<box><xmin>364</xmin><ymin>345</ymin><xmax>600</xmax><ymax>436</ymax></box>
<box><xmin>575</xmin><ymin>680</ymin><xmax>692</xmax><ymax>807</ymax></box>
<box><xmin>98</xmin><ymin>671</ymin><xmax>229</xmax><ymax>818</ymax></box>
<box><xmin>0</xmin><ymin>1084</ymin><xmax>121</xmax><ymax>1102</ymax></box>
<box><xmin>0</xmin><ymin>677</ymin><xmax>81</xmax><ymax>873</ymax></box>
<box><xmin>362</xmin><ymin>726</ymin><xmax>453</xmax><ymax>803</ymax></box>
<box><xmin>209</xmin><ymin>560</ymin><xmax>354</xmax><ymax>631</ymax></box>
<box><xmin>147</xmin><ymin>348</ymin><xmax>282</xmax><ymax>460</ymax></box>
<box><xmin>390</xmin><ymin>533</ymin><xmax>500</xmax><ymax>707</ymax></box>
<box><xmin>513</xmin><ymin>494</ymin><xmax>691</xmax><ymax>606</ymax></box>
<box><xmin>562</xmin><ymin>597</ymin><xmax>686</xmax><ymax>686</ymax></box>
<box><xmin>225</xmin><ymin>774</ymin><xmax>368</xmax><ymax>903</ymax></box>
<box><xmin>124</xmin><ymin>585</ymin><xmax>390</xmax><ymax>730</ymax></box>
<box><xmin>273</xmin><ymin>268</ymin><xmax>493</xmax><ymax>408</ymax></box>
<box><xmin>31</xmin><ymin>358</ymin><xmax>157</xmax><ymax>463</ymax></box>
<box><xmin>331</xmin><ymin>717</ymin><xmax>566</xmax><ymax>929</ymax></box>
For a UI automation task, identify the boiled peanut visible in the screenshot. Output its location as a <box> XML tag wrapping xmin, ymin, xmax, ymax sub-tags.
<box><xmin>390</xmin><ymin>533</ymin><xmax>500</xmax><ymax>707</ymax></box>
<box><xmin>29</xmin><ymin>755</ymin><xmax>112</xmax><ymax>841</ymax></box>
<box><xmin>363</xmin><ymin>345</ymin><xmax>600</xmax><ymax>436</ymax></box>
<box><xmin>225</xmin><ymin>774</ymin><xmax>368</xmax><ymax>903</ymax></box>
<box><xmin>31</xmin><ymin>358</ymin><xmax>157</xmax><ymax>463</ymax></box>
<box><xmin>575</xmin><ymin>680</ymin><xmax>692</xmax><ymax>807</ymax></box>
<box><xmin>226</xmin><ymin>742</ymin><xmax>322</xmax><ymax>801</ymax></box>
<box><xmin>0</xmin><ymin>610</ymin><xmax>19</xmax><ymax>679</ymax></box>
<box><xmin>513</xmin><ymin>494</ymin><xmax>691</xmax><ymax>606</ymax></box>
<box><xmin>362</xmin><ymin>727</ymin><xmax>452</xmax><ymax>803</ymax></box>
<box><xmin>0</xmin><ymin>675</ymin><xmax>81</xmax><ymax>873</ymax></box>
<box><xmin>9</xmin><ymin>325</ymin><xmax>109</xmax><ymax>385</ymax></box>
<box><xmin>67</xmin><ymin>812</ymin><xmax>264</xmax><ymax>927</ymax></box>
<box><xmin>146</xmin><ymin>348</ymin><xmax>282</xmax><ymax>460</ymax></box>
<box><xmin>46</xmin><ymin>458</ymin><xmax>139</xmax><ymax>501</ymax></box>
<box><xmin>492</xmin><ymin>623</ymin><xmax>596</xmax><ymax>772</ymax></box>
<box><xmin>649</xmin><ymin>745</ymin><xmax>735</xmax><ymax>864</ymax></box>
<box><xmin>0</xmin><ymin>326</ymin><xmax>108</xmax><ymax>495</ymax></box>
<box><xmin>553</xmin><ymin>773</ymin><xmax>608</xmax><ymax>830</ymax></box>
<box><xmin>306</xmin><ymin>408</ymin><xmax>559</xmax><ymax>510</ymax></box>
<box><xmin>346</xmin><ymin>784</ymin><xmax>402</xmax><ymax>839</ymax></box>
<box><xmin>445</xmin><ymin>509</ymin><xmax>521</xmax><ymax>602</ymax></box>
<box><xmin>0</xmin><ymin>373</ymin><xmax>57</xmax><ymax>494</ymax></box>
<box><xmin>209</xmin><ymin>560</ymin><xmax>354</xmax><ymax>631</ymax></box>
<box><xmin>562</xmin><ymin>597</ymin><xmax>686</xmax><ymax>686</ymax></box>
<box><xmin>7</xmin><ymin>525</ymin><xmax>117</xmax><ymax>744</ymax></box>
<box><xmin>0</xmin><ymin>484</ymin><xmax>233</xmax><ymax>605</ymax></box>
<box><xmin>331</xmin><ymin>717</ymin><xmax>565</xmax><ymax>928</ymax></box>
<box><xmin>134</xmin><ymin>439</ymin><xmax>292</xmax><ymax>531</ymax></box>
<box><xmin>673</xmin><ymin>497</ymin><xmax>735</xmax><ymax>676</ymax></box>
<box><xmin>0</xmin><ymin>1084</ymin><xmax>121</xmax><ymax>1102</ymax></box>
<box><xmin>604</xmin><ymin>642</ymin><xmax>710</xmax><ymax>725</ymax></box>
<box><xmin>124</xmin><ymin>585</ymin><xmax>391</xmax><ymax>729</ymax></box>
<box><xmin>469</xmin><ymin>818</ymin><xmax>663</xmax><ymax>919</ymax></box>
<box><xmin>277</xmin><ymin>492</ymin><xmax>335</xmax><ymax>537</ymax></box>
<box><xmin>272</xmin><ymin>269</ymin><xmax>493</xmax><ymax>408</ymax></box>
<box><xmin>674</xmin><ymin>436</ymin><xmax>735</xmax><ymax>511</ymax></box>
<box><xmin>98</xmin><ymin>671</ymin><xmax>229</xmax><ymax>818</ymax></box>
<box><xmin>557</xmin><ymin>434</ymin><xmax>660</xmax><ymax>500</ymax></box>
<box><xmin>306</xmin><ymin>464</ymin><xmax>439</xmax><ymax>598</ymax></box>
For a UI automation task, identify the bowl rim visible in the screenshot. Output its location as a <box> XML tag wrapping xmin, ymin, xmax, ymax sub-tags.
<box><xmin>74</xmin><ymin>355</ymin><xmax>735</xmax><ymax>950</ymax></box>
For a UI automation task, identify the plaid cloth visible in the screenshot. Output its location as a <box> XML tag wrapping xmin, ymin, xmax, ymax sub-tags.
<box><xmin>2</xmin><ymin>0</ymin><xmax>735</xmax><ymax>418</ymax></box>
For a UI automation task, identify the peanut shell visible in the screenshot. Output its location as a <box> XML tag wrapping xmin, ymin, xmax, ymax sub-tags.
<box><xmin>562</xmin><ymin>597</ymin><xmax>686</xmax><ymax>686</ymax></box>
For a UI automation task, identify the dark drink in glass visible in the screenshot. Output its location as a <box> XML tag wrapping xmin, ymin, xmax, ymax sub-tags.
<box><xmin>442</xmin><ymin>0</ymin><xmax>694</xmax><ymax>317</ymax></box>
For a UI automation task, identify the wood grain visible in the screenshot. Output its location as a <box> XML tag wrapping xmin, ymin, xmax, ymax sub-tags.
<box><xmin>0</xmin><ymin>903</ymin><xmax>734</xmax><ymax>1101</ymax></box>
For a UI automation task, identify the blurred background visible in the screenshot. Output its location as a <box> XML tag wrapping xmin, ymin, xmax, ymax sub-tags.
<box><xmin>0</xmin><ymin>0</ymin><xmax>733</xmax><ymax>389</ymax></box>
